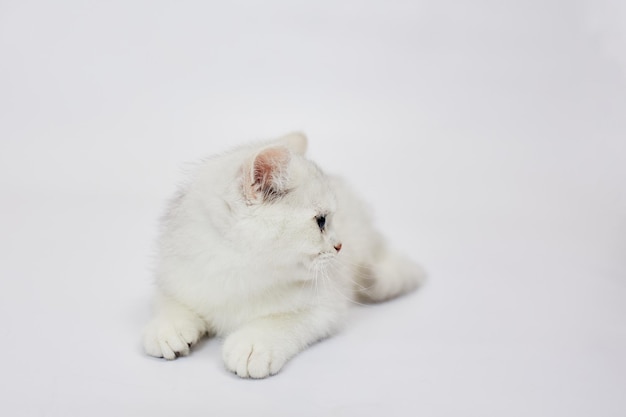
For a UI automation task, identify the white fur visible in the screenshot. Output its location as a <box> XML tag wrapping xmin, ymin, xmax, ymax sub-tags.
<box><xmin>142</xmin><ymin>132</ymin><xmax>425</xmax><ymax>378</ymax></box>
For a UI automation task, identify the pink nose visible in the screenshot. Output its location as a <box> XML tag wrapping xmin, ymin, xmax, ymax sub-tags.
<box><xmin>334</xmin><ymin>243</ymin><xmax>342</xmax><ymax>253</ymax></box>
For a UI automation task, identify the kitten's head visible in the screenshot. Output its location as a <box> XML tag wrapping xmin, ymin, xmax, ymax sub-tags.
<box><xmin>234</xmin><ymin>133</ymin><xmax>342</xmax><ymax>274</ymax></box>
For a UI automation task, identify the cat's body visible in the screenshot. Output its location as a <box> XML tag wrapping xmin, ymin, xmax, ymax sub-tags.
<box><xmin>143</xmin><ymin>133</ymin><xmax>425</xmax><ymax>378</ymax></box>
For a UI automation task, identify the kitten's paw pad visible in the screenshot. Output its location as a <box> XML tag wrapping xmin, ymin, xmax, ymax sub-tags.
<box><xmin>222</xmin><ymin>331</ymin><xmax>288</xmax><ymax>378</ymax></box>
<box><xmin>142</xmin><ymin>318</ymin><xmax>205</xmax><ymax>360</ymax></box>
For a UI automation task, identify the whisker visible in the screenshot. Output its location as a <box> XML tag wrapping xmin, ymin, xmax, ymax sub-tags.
<box><xmin>316</xmin><ymin>259</ymin><xmax>373</xmax><ymax>308</ymax></box>
<box><xmin>328</xmin><ymin>259</ymin><xmax>375</xmax><ymax>292</ymax></box>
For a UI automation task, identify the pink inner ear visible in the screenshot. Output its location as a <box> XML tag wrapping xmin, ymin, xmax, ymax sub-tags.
<box><xmin>246</xmin><ymin>146</ymin><xmax>291</xmax><ymax>201</ymax></box>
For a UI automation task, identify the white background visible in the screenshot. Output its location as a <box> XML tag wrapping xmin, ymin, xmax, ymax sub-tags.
<box><xmin>1</xmin><ymin>1</ymin><xmax>625</xmax><ymax>416</ymax></box>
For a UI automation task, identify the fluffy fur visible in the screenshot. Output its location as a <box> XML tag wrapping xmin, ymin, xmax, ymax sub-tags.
<box><xmin>142</xmin><ymin>133</ymin><xmax>425</xmax><ymax>378</ymax></box>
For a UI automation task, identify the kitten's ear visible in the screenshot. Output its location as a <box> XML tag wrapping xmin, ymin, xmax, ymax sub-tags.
<box><xmin>276</xmin><ymin>132</ymin><xmax>307</xmax><ymax>156</ymax></box>
<box><xmin>243</xmin><ymin>146</ymin><xmax>291</xmax><ymax>203</ymax></box>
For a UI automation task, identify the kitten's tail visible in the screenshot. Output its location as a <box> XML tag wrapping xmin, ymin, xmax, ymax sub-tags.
<box><xmin>356</xmin><ymin>250</ymin><xmax>426</xmax><ymax>303</ymax></box>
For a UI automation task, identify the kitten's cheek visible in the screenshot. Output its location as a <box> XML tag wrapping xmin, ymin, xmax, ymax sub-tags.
<box><xmin>298</xmin><ymin>260</ymin><xmax>313</xmax><ymax>272</ymax></box>
<box><xmin>296</xmin><ymin>257</ymin><xmax>314</xmax><ymax>270</ymax></box>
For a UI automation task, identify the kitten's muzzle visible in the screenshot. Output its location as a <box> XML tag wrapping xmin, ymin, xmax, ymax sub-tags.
<box><xmin>333</xmin><ymin>243</ymin><xmax>342</xmax><ymax>253</ymax></box>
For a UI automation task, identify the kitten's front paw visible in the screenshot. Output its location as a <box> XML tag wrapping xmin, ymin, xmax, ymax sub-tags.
<box><xmin>142</xmin><ymin>317</ymin><xmax>206</xmax><ymax>360</ymax></box>
<box><xmin>222</xmin><ymin>329</ymin><xmax>290</xmax><ymax>378</ymax></box>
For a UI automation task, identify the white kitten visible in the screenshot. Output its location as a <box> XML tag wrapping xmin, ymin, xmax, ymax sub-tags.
<box><xmin>142</xmin><ymin>133</ymin><xmax>425</xmax><ymax>378</ymax></box>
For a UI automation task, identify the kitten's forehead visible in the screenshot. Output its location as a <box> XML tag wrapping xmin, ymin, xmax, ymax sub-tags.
<box><xmin>289</xmin><ymin>158</ymin><xmax>336</xmax><ymax>210</ymax></box>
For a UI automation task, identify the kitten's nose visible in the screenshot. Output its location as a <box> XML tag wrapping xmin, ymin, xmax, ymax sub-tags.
<box><xmin>334</xmin><ymin>243</ymin><xmax>342</xmax><ymax>253</ymax></box>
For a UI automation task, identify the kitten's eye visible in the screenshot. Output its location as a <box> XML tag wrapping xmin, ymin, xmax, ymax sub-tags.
<box><xmin>316</xmin><ymin>215</ymin><xmax>326</xmax><ymax>231</ymax></box>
